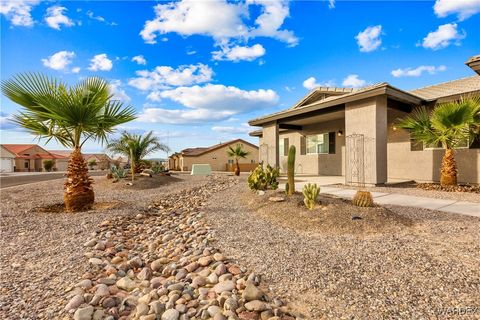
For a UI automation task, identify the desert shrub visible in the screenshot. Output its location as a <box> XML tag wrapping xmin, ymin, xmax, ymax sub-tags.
<box><xmin>151</xmin><ymin>164</ymin><xmax>165</xmax><ymax>174</ymax></box>
<box><xmin>43</xmin><ymin>160</ymin><xmax>54</xmax><ymax>172</ymax></box>
<box><xmin>110</xmin><ymin>165</ymin><xmax>127</xmax><ymax>181</ymax></box>
<box><xmin>248</xmin><ymin>164</ymin><xmax>279</xmax><ymax>191</ymax></box>
<box><xmin>88</xmin><ymin>159</ymin><xmax>97</xmax><ymax>170</ymax></box>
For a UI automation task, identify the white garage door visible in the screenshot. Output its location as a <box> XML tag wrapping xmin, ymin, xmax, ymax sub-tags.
<box><xmin>0</xmin><ymin>158</ymin><xmax>13</xmax><ymax>173</ymax></box>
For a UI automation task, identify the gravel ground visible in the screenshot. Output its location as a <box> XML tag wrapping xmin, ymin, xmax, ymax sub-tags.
<box><xmin>0</xmin><ymin>174</ymin><xmax>222</xmax><ymax>319</ymax></box>
<box><xmin>332</xmin><ymin>182</ymin><xmax>480</xmax><ymax>203</ymax></box>
<box><xmin>204</xmin><ymin>181</ymin><xmax>480</xmax><ymax>319</ymax></box>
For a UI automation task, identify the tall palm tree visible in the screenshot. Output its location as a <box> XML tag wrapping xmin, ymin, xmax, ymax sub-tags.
<box><xmin>227</xmin><ymin>144</ymin><xmax>250</xmax><ymax>176</ymax></box>
<box><xmin>397</xmin><ymin>96</ymin><xmax>480</xmax><ymax>186</ymax></box>
<box><xmin>1</xmin><ymin>73</ymin><xmax>136</xmax><ymax>211</ymax></box>
<box><xmin>107</xmin><ymin>131</ymin><xmax>169</xmax><ymax>181</ymax></box>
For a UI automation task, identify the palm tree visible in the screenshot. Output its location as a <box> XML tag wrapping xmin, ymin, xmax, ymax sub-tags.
<box><xmin>397</xmin><ymin>96</ymin><xmax>480</xmax><ymax>186</ymax></box>
<box><xmin>1</xmin><ymin>73</ymin><xmax>136</xmax><ymax>211</ymax></box>
<box><xmin>227</xmin><ymin>144</ymin><xmax>250</xmax><ymax>176</ymax></box>
<box><xmin>107</xmin><ymin>131</ymin><xmax>169</xmax><ymax>182</ymax></box>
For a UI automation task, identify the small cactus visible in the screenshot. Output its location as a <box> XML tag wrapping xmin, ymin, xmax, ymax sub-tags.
<box><xmin>352</xmin><ymin>190</ymin><xmax>374</xmax><ymax>207</ymax></box>
<box><xmin>287</xmin><ymin>145</ymin><xmax>296</xmax><ymax>195</ymax></box>
<box><xmin>302</xmin><ymin>183</ymin><xmax>320</xmax><ymax>210</ymax></box>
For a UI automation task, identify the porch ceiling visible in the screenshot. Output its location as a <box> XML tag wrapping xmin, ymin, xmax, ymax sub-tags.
<box><xmin>279</xmin><ymin>109</ymin><xmax>345</xmax><ymax>126</ymax></box>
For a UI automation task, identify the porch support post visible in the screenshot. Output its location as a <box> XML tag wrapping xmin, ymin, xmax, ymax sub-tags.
<box><xmin>263</xmin><ymin>121</ymin><xmax>279</xmax><ymax>167</ymax></box>
<box><xmin>345</xmin><ymin>95</ymin><xmax>388</xmax><ymax>185</ymax></box>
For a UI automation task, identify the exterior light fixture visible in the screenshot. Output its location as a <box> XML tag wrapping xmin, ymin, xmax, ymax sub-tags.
<box><xmin>337</xmin><ymin>130</ymin><xmax>343</xmax><ymax>136</ymax></box>
<box><xmin>392</xmin><ymin>125</ymin><xmax>397</xmax><ymax>131</ymax></box>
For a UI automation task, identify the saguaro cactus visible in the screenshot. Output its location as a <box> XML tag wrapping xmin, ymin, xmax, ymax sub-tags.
<box><xmin>287</xmin><ymin>145</ymin><xmax>296</xmax><ymax>195</ymax></box>
<box><xmin>302</xmin><ymin>183</ymin><xmax>320</xmax><ymax>210</ymax></box>
<box><xmin>352</xmin><ymin>190</ymin><xmax>374</xmax><ymax>207</ymax></box>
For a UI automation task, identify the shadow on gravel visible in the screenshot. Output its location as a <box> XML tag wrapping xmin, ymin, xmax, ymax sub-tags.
<box><xmin>31</xmin><ymin>200</ymin><xmax>127</xmax><ymax>214</ymax></box>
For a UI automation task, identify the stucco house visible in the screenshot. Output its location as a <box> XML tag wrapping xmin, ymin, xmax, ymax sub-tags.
<box><xmin>1</xmin><ymin>144</ymin><xmax>69</xmax><ymax>172</ymax></box>
<box><xmin>248</xmin><ymin>57</ymin><xmax>480</xmax><ymax>185</ymax></box>
<box><xmin>169</xmin><ymin>139</ymin><xmax>259</xmax><ymax>172</ymax></box>
<box><xmin>50</xmin><ymin>150</ymin><xmax>112</xmax><ymax>170</ymax></box>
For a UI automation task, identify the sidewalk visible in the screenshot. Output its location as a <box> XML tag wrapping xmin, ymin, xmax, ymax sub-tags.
<box><xmin>280</xmin><ymin>181</ymin><xmax>480</xmax><ymax>218</ymax></box>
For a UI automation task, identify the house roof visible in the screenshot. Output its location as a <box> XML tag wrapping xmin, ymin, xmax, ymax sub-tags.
<box><xmin>172</xmin><ymin>139</ymin><xmax>258</xmax><ymax>158</ymax></box>
<box><xmin>409</xmin><ymin>76</ymin><xmax>480</xmax><ymax>101</ymax></box>
<box><xmin>1</xmin><ymin>144</ymin><xmax>69</xmax><ymax>159</ymax></box>
<box><xmin>466</xmin><ymin>55</ymin><xmax>480</xmax><ymax>75</ymax></box>
<box><xmin>1</xmin><ymin>144</ymin><xmax>38</xmax><ymax>155</ymax></box>
<box><xmin>49</xmin><ymin>150</ymin><xmax>112</xmax><ymax>161</ymax></box>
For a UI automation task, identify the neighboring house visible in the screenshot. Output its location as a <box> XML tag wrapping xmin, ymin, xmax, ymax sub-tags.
<box><xmin>0</xmin><ymin>145</ymin><xmax>16</xmax><ymax>173</ymax></box>
<box><xmin>169</xmin><ymin>139</ymin><xmax>259</xmax><ymax>172</ymax></box>
<box><xmin>1</xmin><ymin>144</ymin><xmax>69</xmax><ymax>172</ymax></box>
<box><xmin>248</xmin><ymin>56</ymin><xmax>480</xmax><ymax>185</ymax></box>
<box><xmin>50</xmin><ymin>151</ymin><xmax>112</xmax><ymax>170</ymax></box>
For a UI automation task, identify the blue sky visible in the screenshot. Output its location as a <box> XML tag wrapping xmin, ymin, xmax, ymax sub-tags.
<box><xmin>1</xmin><ymin>0</ymin><xmax>479</xmax><ymax>157</ymax></box>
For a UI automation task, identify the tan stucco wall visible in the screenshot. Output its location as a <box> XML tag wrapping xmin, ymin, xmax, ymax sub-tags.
<box><xmin>345</xmin><ymin>96</ymin><xmax>388</xmax><ymax>185</ymax></box>
<box><xmin>276</xmin><ymin>119</ymin><xmax>345</xmax><ymax>175</ymax></box>
<box><xmin>261</xmin><ymin>122</ymin><xmax>279</xmax><ymax>167</ymax></box>
<box><xmin>387</xmin><ymin>108</ymin><xmax>480</xmax><ymax>184</ymax></box>
<box><xmin>0</xmin><ymin>146</ymin><xmax>15</xmax><ymax>158</ymax></box>
<box><xmin>179</xmin><ymin>142</ymin><xmax>259</xmax><ymax>171</ymax></box>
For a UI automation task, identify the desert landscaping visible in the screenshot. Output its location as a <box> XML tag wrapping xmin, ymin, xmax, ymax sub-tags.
<box><xmin>1</xmin><ymin>173</ymin><xmax>479</xmax><ymax>319</ymax></box>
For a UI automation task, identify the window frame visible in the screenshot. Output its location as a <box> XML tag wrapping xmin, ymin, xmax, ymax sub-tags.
<box><xmin>306</xmin><ymin>133</ymin><xmax>330</xmax><ymax>155</ymax></box>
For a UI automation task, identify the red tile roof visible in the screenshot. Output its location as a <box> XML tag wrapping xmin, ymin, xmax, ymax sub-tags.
<box><xmin>1</xmin><ymin>144</ymin><xmax>68</xmax><ymax>159</ymax></box>
<box><xmin>177</xmin><ymin>139</ymin><xmax>258</xmax><ymax>157</ymax></box>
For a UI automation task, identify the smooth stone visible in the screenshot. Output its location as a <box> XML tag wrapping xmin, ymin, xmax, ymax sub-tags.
<box><xmin>245</xmin><ymin>300</ymin><xmax>267</xmax><ymax>312</ymax></box>
<box><xmin>161</xmin><ymin>309</ymin><xmax>180</xmax><ymax>320</ymax></box>
<box><xmin>83</xmin><ymin>239</ymin><xmax>97</xmax><ymax>247</ymax></box>
<box><xmin>65</xmin><ymin>294</ymin><xmax>84</xmax><ymax>311</ymax></box>
<box><xmin>213</xmin><ymin>253</ymin><xmax>226</xmax><ymax>261</ymax></box>
<box><xmin>242</xmin><ymin>283</ymin><xmax>263</xmax><ymax>301</ymax></box>
<box><xmin>151</xmin><ymin>259</ymin><xmax>164</xmax><ymax>272</ymax></box>
<box><xmin>128</xmin><ymin>256</ymin><xmax>143</xmax><ymax>269</ymax></box>
<box><xmin>213</xmin><ymin>280</ymin><xmax>235</xmax><ymax>294</ymax></box>
<box><xmin>93</xmin><ymin>309</ymin><xmax>105</xmax><ymax>320</ymax></box>
<box><xmin>136</xmin><ymin>303</ymin><xmax>150</xmax><ymax>317</ymax></box>
<box><xmin>73</xmin><ymin>305</ymin><xmax>94</xmax><ymax>320</ymax></box>
<box><xmin>268</xmin><ymin>196</ymin><xmax>285</xmax><ymax>202</ymax></box>
<box><xmin>95</xmin><ymin>284</ymin><xmax>109</xmax><ymax>297</ymax></box>
<box><xmin>137</xmin><ymin>267</ymin><xmax>153</xmax><ymax>281</ymax></box>
<box><xmin>198</xmin><ymin>256</ymin><xmax>213</xmax><ymax>267</ymax></box>
<box><xmin>116</xmin><ymin>276</ymin><xmax>136</xmax><ymax>291</ymax></box>
<box><xmin>207</xmin><ymin>305</ymin><xmax>222</xmax><ymax>317</ymax></box>
<box><xmin>150</xmin><ymin>301</ymin><xmax>165</xmax><ymax>314</ymax></box>
<box><xmin>215</xmin><ymin>263</ymin><xmax>227</xmax><ymax>276</ymax></box>
<box><xmin>88</xmin><ymin>258</ymin><xmax>103</xmax><ymax>265</ymax></box>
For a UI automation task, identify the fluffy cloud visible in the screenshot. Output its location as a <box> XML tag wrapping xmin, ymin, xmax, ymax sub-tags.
<box><xmin>109</xmin><ymin>80</ymin><xmax>131</xmax><ymax>102</ymax></box>
<box><xmin>328</xmin><ymin>0</ymin><xmax>335</xmax><ymax>9</ymax></box>
<box><xmin>129</xmin><ymin>63</ymin><xmax>213</xmax><ymax>91</ymax></box>
<box><xmin>211</xmin><ymin>123</ymin><xmax>251</xmax><ymax>134</ymax></box>
<box><xmin>71</xmin><ymin>67</ymin><xmax>81</xmax><ymax>73</ymax></box>
<box><xmin>132</xmin><ymin>55</ymin><xmax>147</xmax><ymax>65</ymax></box>
<box><xmin>140</xmin><ymin>0</ymin><xmax>247</xmax><ymax>44</ymax></box>
<box><xmin>212</xmin><ymin>44</ymin><xmax>266</xmax><ymax>62</ymax></box>
<box><xmin>139</xmin><ymin>0</ymin><xmax>297</xmax><ymax>59</ymax></box>
<box><xmin>45</xmin><ymin>6</ymin><xmax>74</xmax><ymax>30</ymax></box>
<box><xmin>302</xmin><ymin>77</ymin><xmax>336</xmax><ymax>90</ymax></box>
<box><xmin>434</xmin><ymin>0</ymin><xmax>480</xmax><ymax>20</ymax></box>
<box><xmin>355</xmin><ymin>25</ymin><xmax>382</xmax><ymax>52</ymax></box>
<box><xmin>391</xmin><ymin>65</ymin><xmax>447</xmax><ymax>77</ymax></box>
<box><xmin>41</xmin><ymin>51</ymin><xmax>75</xmax><ymax>71</ymax></box>
<box><xmin>421</xmin><ymin>23</ymin><xmax>466</xmax><ymax>50</ymax></box>
<box><xmin>342</xmin><ymin>74</ymin><xmax>366</xmax><ymax>88</ymax></box>
<box><xmin>88</xmin><ymin>54</ymin><xmax>113</xmax><ymax>71</ymax></box>
<box><xmin>0</xmin><ymin>112</ymin><xmax>17</xmax><ymax>130</ymax></box>
<box><xmin>0</xmin><ymin>0</ymin><xmax>40</xmax><ymax>27</ymax></box>
<box><xmin>138</xmin><ymin>84</ymin><xmax>278</xmax><ymax>124</ymax></box>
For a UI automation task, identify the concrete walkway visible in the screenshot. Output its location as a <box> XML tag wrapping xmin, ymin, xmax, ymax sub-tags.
<box><xmin>279</xmin><ymin>179</ymin><xmax>480</xmax><ymax>218</ymax></box>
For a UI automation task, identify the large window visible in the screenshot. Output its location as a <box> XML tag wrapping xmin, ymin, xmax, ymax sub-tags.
<box><xmin>306</xmin><ymin>133</ymin><xmax>330</xmax><ymax>154</ymax></box>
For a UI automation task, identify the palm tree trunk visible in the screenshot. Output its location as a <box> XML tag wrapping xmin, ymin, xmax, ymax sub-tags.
<box><xmin>64</xmin><ymin>147</ymin><xmax>94</xmax><ymax>212</ymax></box>
<box><xmin>235</xmin><ymin>158</ymin><xmax>240</xmax><ymax>176</ymax></box>
<box><xmin>440</xmin><ymin>148</ymin><xmax>457</xmax><ymax>186</ymax></box>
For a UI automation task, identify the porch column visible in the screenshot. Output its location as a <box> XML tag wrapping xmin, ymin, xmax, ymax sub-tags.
<box><xmin>345</xmin><ymin>95</ymin><xmax>388</xmax><ymax>185</ymax></box>
<box><xmin>263</xmin><ymin>122</ymin><xmax>279</xmax><ymax>167</ymax></box>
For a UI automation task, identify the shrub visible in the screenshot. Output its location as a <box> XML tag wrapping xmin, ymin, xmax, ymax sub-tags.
<box><xmin>88</xmin><ymin>159</ymin><xmax>97</xmax><ymax>170</ymax></box>
<box><xmin>247</xmin><ymin>164</ymin><xmax>280</xmax><ymax>191</ymax></box>
<box><xmin>151</xmin><ymin>164</ymin><xmax>165</xmax><ymax>174</ymax></box>
<box><xmin>302</xmin><ymin>183</ymin><xmax>320</xmax><ymax>210</ymax></box>
<box><xmin>43</xmin><ymin>160</ymin><xmax>54</xmax><ymax>172</ymax></box>
<box><xmin>110</xmin><ymin>165</ymin><xmax>127</xmax><ymax>181</ymax></box>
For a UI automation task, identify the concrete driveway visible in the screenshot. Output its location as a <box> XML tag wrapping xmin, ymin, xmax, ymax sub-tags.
<box><xmin>0</xmin><ymin>171</ymin><xmax>106</xmax><ymax>188</ymax></box>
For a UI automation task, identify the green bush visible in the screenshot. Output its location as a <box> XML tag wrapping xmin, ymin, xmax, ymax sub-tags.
<box><xmin>247</xmin><ymin>164</ymin><xmax>279</xmax><ymax>191</ymax></box>
<box><xmin>43</xmin><ymin>160</ymin><xmax>54</xmax><ymax>172</ymax></box>
<box><xmin>151</xmin><ymin>165</ymin><xmax>165</xmax><ymax>174</ymax></box>
<box><xmin>110</xmin><ymin>165</ymin><xmax>127</xmax><ymax>181</ymax></box>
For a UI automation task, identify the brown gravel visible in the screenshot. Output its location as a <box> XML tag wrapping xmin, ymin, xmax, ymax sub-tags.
<box><xmin>204</xmin><ymin>181</ymin><xmax>480</xmax><ymax>319</ymax></box>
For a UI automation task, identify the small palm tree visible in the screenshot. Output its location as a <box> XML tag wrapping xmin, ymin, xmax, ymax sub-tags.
<box><xmin>107</xmin><ymin>131</ymin><xmax>169</xmax><ymax>182</ymax></box>
<box><xmin>1</xmin><ymin>73</ymin><xmax>136</xmax><ymax>211</ymax></box>
<box><xmin>397</xmin><ymin>96</ymin><xmax>480</xmax><ymax>186</ymax></box>
<box><xmin>227</xmin><ymin>144</ymin><xmax>250</xmax><ymax>176</ymax></box>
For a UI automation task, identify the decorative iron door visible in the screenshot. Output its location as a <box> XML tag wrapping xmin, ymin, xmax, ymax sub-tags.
<box><xmin>345</xmin><ymin>134</ymin><xmax>365</xmax><ymax>187</ymax></box>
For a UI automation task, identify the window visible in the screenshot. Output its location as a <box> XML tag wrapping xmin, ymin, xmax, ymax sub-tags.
<box><xmin>24</xmin><ymin>161</ymin><xmax>29</xmax><ymax>168</ymax></box>
<box><xmin>307</xmin><ymin>133</ymin><xmax>330</xmax><ymax>154</ymax></box>
<box><xmin>278</xmin><ymin>138</ymin><xmax>289</xmax><ymax>156</ymax></box>
<box><xmin>227</xmin><ymin>159</ymin><xmax>234</xmax><ymax>164</ymax></box>
<box><xmin>251</xmin><ymin>159</ymin><xmax>255</xmax><ymax>164</ymax></box>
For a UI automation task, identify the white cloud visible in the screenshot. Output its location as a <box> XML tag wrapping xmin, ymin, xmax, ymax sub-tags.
<box><xmin>146</xmin><ymin>91</ymin><xmax>162</xmax><ymax>102</ymax></box>
<box><xmin>391</xmin><ymin>65</ymin><xmax>447</xmax><ymax>77</ymax></box>
<box><xmin>41</xmin><ymin>51</ymin><xmax>75</xmax><ymax>71</ymax></box>
<box><xmin>109</xmin><ymin>80</ymin><xmax>131</xmax><ymax>102</ymax></box>
<box><xmin>328</xmin><ymin>0</ymin><xmax>335</xmax><ymax>9</ymax></box>
<box><xmin>302</xmin><ymin>77</ymin><xmax>336</xmax><ymax>90</ymax></box>
<box><xmin>355</xmin><ymin>25</ymin><xmax>382</xmax><ymax>52</ymax></box>
<box><xmin>138</xmin><ymin>84</ymin><xmax>278</xmax><ymax>124</ymax></box>
<box><xmin>0</xmin><ymin>112</ymin><xmax>17</xmax><ymax>130</ymax></box>
<box><xmin>212</xmin><ymin>44</ymin><xmax>266</xmax><ymax>62</ymax></box>
<box><xmin>0</xmin><ymin>0</ymin><xmax>40</xmax><ymax>27</ymax></box>
<box><xmin>212</xmin><ymin>123</ymin><xmax>251</xmax><ymax>134</ymax></box>
<box><xmin>421</xmin><ymin>23</ymin><xmax>466</xmax><ymax>50</ymax></box>
<box><xmin>128</xmin><ymin>63</ymin><xmax>213</xmax><ymax>91</ymax></box>
<box><xmin>85</xmin><ymin>10</ymin><xmax>116</xmax><ymax>25</ymax></box>
<box><xmin>71</xmin><ymin>67</ymin><xmax>81</xmax><ymax>73</ymax></box>
<box><xmin>342</xmin><ymin>74</ymin><xmax>366</xmax><ymax>88</ymax></box>
<box><xmin>88</xmin><ymin>54</ymin><xmax>113</xmax><ymax>71</ymax></box>
<box><xmin>132</xmin><ymin>55</ymin><xmax>147</xmax><ymax>65</ymax></box>
<box><xmin>186</xmin><ymin>50</ymin><xmax>197</xmax><ymax>55</ymax></box>
<box><xmin>140</xmin><ymin>0</ymin><xmax>247</xmax><ymax>44</ymax></box>
<box><xmin>45</xmin><ymin>6</ymin><xmax>74</xmax><ymax>30</ymax></box>
<box><xmin>434</xmin><ymin>0</ymin><xmax>480</xmax><ymax>21</ymax></box>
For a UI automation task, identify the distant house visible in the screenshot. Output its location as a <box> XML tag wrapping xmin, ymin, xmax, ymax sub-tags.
<box><xmin>0</xmin><ymin>145</ymin><xmax>16</xmax><ymax>173</ymax></box>
<box><xmin>169</xmin><ymin>139</ymin><xmax>259</xmax><ymax>172</ymax></box>
<box><xmin>50</xmin><ymin>150</ymin><xmax>112</xmax><ymax>170</ymax></box>
<box><xmin>1</xmin><ymin>144</ymin><xmax>69</xmax><ymax>172</ymax></box>
<box><xmin>248</xmin><ymin>56</ymin><xmax>480</xmax><ymax>185</ymax></box>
